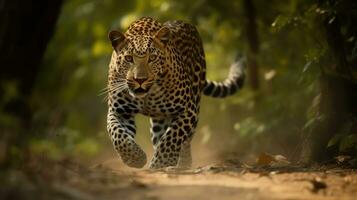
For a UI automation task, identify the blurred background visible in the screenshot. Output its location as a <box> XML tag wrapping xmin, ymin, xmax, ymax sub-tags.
<box><xmin>1</xmin><ymin>0</ymin><xmax>356</xmax><ymax>172</ymax></box>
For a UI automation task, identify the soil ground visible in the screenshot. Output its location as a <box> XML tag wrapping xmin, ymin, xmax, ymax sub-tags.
<box><xmin>2</xmin><ymin>158</ymin><xmax>356</xmax><ymax>200</ymax></box>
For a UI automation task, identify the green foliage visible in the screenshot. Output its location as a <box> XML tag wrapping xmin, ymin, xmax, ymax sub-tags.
<box><xmin>327</xmin><ymin>119</ymin><xmax>357</xmax><ymax>153</ymax></box>
<box><xmin>28</xmin><ymin>128</ymin><xmax>102</xmax><ymax>161</ymax></box>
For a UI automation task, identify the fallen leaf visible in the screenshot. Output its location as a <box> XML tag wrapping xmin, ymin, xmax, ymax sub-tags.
<box><xmin>335</xmin><ymin>155</ymin><xmax>352</xmax><ymax>164</ymax></box>
<box><xmin>256</xmin><ymin>153</ymin><xmax>275</xmax><ymax>165</ymax></box>
<box><xmin>256</xmin><ymin>153</ymin><xmax>291</xmax><ymax>167</ymax></box>
<box><xmin>271</xmin><ymin>154</ymin><xmax>291</xmax><ymax>167</ymax></box>
<box><xmin>310</xmin><ymin>177</ymin><xmax>327</xmax><ymax>193</ymax></box>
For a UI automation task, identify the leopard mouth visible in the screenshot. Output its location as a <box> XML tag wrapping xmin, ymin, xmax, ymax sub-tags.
<box><xmin>129</xmin><ymin>86</ymin><xmax>151</xmax><ymax>98</ymax></box>
<box><xmin>134</xmin><ymin>87</ymin><xmax>149</xmax><ymax>94</ymax></box>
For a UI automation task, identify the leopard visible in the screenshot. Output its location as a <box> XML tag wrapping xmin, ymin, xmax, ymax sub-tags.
<box><xmin>106</xmin><ymin>17</ymin><xmax>245</xmax><ymax>169</ymax></box>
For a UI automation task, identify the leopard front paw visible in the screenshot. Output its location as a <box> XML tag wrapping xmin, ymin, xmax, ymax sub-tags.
<box><xmin>118</xmin><ymin>140</ymin><xmax>147</xmax><ymax>168</ymax></box>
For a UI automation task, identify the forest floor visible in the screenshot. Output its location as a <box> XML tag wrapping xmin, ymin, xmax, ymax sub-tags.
<box><xmin>2</xmin><ymin>158</ymin><xmax>357</xmax><ymax>200</ymax></box>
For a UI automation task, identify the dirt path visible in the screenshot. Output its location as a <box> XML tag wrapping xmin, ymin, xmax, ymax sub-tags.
<box><xmin>59</xmin><ymin>159</ymin><xmax>357</xmax><ymax>200</ymax></box>
<box><xmin>2</xmin><ymin>160</ymin><xmax>357</xmax><ymax>200</ymax></box>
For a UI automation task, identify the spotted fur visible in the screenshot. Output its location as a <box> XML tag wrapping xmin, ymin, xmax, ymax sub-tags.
<box><xmin>106</xmin><ymin>17</ymin><xmax>245</xmax><ymax>169</ymax></box>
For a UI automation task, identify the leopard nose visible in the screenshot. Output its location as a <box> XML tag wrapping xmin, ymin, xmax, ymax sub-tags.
<box><xmin>133</xmin><ymin>78</ymin><xmax>148</xmax><ymax>85</ymax></box>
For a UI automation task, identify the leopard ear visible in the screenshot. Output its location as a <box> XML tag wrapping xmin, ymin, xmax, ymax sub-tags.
<box><xmin>154</xmin><ymin>27</ymin><xmax>171</xmax><ymax>47</ymax></box>
<box><xmin>108</xmin><ymin>30</ymin><xmax>126</xmax><ymax>52</ymax></box>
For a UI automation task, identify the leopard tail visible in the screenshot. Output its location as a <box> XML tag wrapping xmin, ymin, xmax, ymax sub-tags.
<box><xmin>203</xmin><ymin>56</ymin><xmax>246</xmax><ymax>98</ymax></box>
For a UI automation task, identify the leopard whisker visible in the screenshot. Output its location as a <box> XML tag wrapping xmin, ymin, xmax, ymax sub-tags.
<box><xmin>99</xmin><ymin>82</ymin><xmax>128</xmax><ymax>102</ymax></box>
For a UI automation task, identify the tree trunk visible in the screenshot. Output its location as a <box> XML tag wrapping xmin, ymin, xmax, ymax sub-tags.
<box><xmin>243</xmin><ymin>0</ymin><xmax>260</xmax><ymax>91</ymax></box>
<box><xmin>301</xmin><ymin>1</ymin><xmax>357</xmax><ymax>163</ymax></box>
<box><xmin>0</xmin><ymin>0</ymin><xmax>63</xmax><ymax>166</ymax></box>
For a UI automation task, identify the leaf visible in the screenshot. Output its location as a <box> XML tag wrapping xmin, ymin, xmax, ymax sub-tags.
<box><xmin>303</xmin><ymin>117</ymin><xmax>316</xmax><ymax>130</ymax></box>
<box><xmin>327</xmin><ymin>134</ymin><xmax>343</xmax><ymax>148</ymax></box>
<box><xmin>256</xmin><ymin>153</ymin><xmax>290</xmax><ymax>166</ymax></box>
<box><xmin>339</xmin><ymin>134</ymin><xmax>357</xmax><ymax>152</ymax></box>
<box><xmin>328</xmin><ymin>16</ymin><xmax>336</xmax><ymax>24</ymax></box>
<box><xmin>273</xmin><ymin>155</ymin><xmax>290</xmax><ymax>165</ymax></box>
<box><xmin>271</xmin><ymin>15</ymin><xmax>291</xmax><ymax>31</ymax></box>
<box><xmin>335</xmin><ymin>155</ymin><xmax>352</xmax><ymax>164</ymax></box>
<box><xmin>303</xmin><ymin>61</ymin><xmax>312</xmax><ymax>73</ymax></box>
<box><xmin>256</xmin><ymin>153</ymin><xmax>275</xmax><ymax>165</ymax></box>
<box><xmin>309</xmin><ymin>177</ymin><xmax>327</xmax><ymax>193</ymax></box>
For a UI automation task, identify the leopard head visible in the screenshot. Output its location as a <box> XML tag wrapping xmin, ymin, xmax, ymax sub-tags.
<box><xmin>108</xmin><ymin>25</ymin><xmax>170</xmax><ymax>98</ymax></box>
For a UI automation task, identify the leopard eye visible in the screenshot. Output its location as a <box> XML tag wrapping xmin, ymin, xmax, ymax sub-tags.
<box><xmin>149</xmin><ymin>54</ymin><xmax>157</xmax><ymax>62</ymax></box>
<box><xmin>124</xmin><ymin>55</ymin><xmax>133</xmax><ymax>63</ymax></box>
